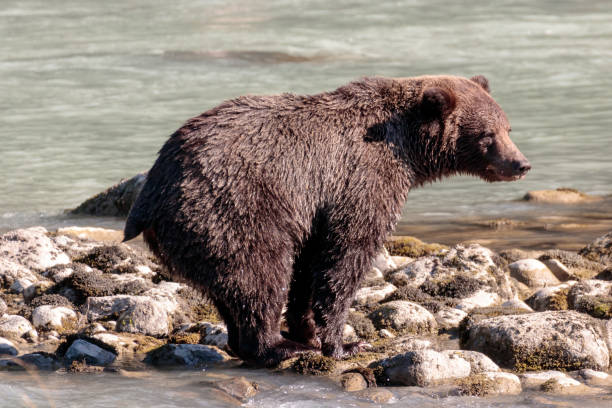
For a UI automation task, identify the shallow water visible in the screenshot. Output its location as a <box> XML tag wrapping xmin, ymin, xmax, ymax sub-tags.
<box><xmin>2</xmin><ymin>0</ymin><xmax>612</xmax><ymax>405</ymax></box>
<box><xmin>1</xmin><ymin>368</ymin><xmax>610</xmax><ymax>408</ymax></box>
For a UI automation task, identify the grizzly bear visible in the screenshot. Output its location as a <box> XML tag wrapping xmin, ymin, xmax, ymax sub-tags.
<box><xmin>124</xmin><ymin>75</ymin><xmax>530</xmax><ymax>366</ymax></box>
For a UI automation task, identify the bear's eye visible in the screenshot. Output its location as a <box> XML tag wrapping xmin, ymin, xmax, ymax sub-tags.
<box><xmin>479</xmin><ymin>133</ymin><xmax>494</xmax><ymax>147</ymax></box>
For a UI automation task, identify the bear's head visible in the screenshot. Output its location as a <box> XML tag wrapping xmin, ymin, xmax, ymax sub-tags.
<box><xmin>416</xmin><ymin>75</ymin><xmax>530</xmax><ymax>182</ymax></box>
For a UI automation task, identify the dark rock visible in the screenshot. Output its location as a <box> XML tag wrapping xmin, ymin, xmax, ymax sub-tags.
<box><xmin>0</xmin><ymin>352</ymin><xmax>61</xmax><ymax>371</ymax></box>
<box><xmin>0</xmin><ymin>337</ymin><xmax>18</xmax><ymax>356</ymax></box>
<box><xmin>64</xmin><ymin>339</ymin><xmax>117</xmax><ymax>366</ymax></box>
<box><xmin>70</xmin><ymin>173</ymin><xmax>147</xmax><ymax>217</ymax></box>
<box><xmin>72</xmin><ymin>244</ymin><xmax>156</xmax><ymax>275</ymax></box>
<box><xmin>145</xmin><ymin>344</ymin><xmax>231</xmax><ymax>367</ymax></box>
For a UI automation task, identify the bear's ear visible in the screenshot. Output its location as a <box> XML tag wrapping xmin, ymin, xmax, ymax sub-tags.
<box><xmin>470</xmin><ymin>75</ymin><xmax>490</xmax><ymax>93</ymax></box>
<box><xmin>420</xmin><ymin>87</ymin><xmax>456</xmax><ymax>119</ymax></box>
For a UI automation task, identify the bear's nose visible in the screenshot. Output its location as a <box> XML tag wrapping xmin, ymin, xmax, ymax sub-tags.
<box><xmin>512</xmin><ymin>159</ymin><xmax>531</xmax><ymax>174</ymax></box>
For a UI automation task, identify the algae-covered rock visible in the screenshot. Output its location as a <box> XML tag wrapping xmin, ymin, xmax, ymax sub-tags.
<box><xmin>453</xmin><ymin>372</ymin><xmax>521</xmax><ymax>396</ymax></box>
<box><xmin>567</xmin><ymin>280</ymin><xmax>612</xmax><ymax>319</ymax></box>
<box><xmin>368</xmin><ymin>301</ymin><xmax>437</xmax><ymax>334</ymax></box>
<box><xmin>579</xmin><ymin>232</ymin><xmax>612</xmax><ymax>266</ymax></box>
<box><xmin>525</xmin><ymin>282</ymin><xmax>575</xmax><ymax>312</ymax></box>
<box><xmin>388</xmin><ymin>244</ymin><xmax>512</xmax><ymax>312</ymax></box>
<box><xmin>462</xmin><ymin>310</ymin><xmax>610</xmax><ymax>371</ymax></box>
<box><xmin>70</xmin><ymin>172</ymin><xmax>147</xmax><ymax>217</ymax></box>
<box><xmin>539</xmin><ymin>249</ymin><xmax>606</xmax><ymax>279</ymax></box>
<box><xmin>292</xmin><ymin>353</ymin><xmax>337</xmax><ymax>375</ymax></box>
<box><xmin>385</xmin><ymin>236</ymin><xmax>447</xmax><ymax>258</ymax></box>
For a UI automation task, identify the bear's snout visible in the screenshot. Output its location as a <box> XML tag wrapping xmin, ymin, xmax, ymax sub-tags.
<box><xmin>511</xmin><ymin>158</ymin><xmax>531</xmax><ymax>177</ymax></box>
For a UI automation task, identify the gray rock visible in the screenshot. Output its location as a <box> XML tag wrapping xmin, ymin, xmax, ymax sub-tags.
<box><xmin>369</xmin><ymin>300</ymin><xmax>437</xmax><ymax>334</ymax></box>
<box><xmin>70</xmin><ymin>172</ymin><xmax>147</xmax><ymax>217</ymax></box>
<box><xmin>509</xmin><ymin>259</ymin><xmax>560</xmax><ymax>288</ymax></box>
<box><xmin>0</xmin><ymin>315</ymin><xmax>34</xmax><ymax>338</ymax></box>
<box><xmin>0</xmin><ymin>337</ymin><xmax>18</xmax><ymax>356</ymax></box>
<box><xmin>0</xmin><ymin>227</ymin><xmax>70</xmax><ymax>271</ymax></box>
<box><xmin>145</xmin><ymin>344</ymin><xmax>231</xmax><ymax>367</ymax></box>
<box><xmin>579</xmin><ymin>231</ymin><xmax>612</xmax><ymax>266</ymax></box>
<box><xmin>65</xmin><ymin>339</ymin><xmax>117</xmax><ymax>366</ymax></box>
<box><xmin>9</xmin><ymin>278</ymin><xmax>34</xmax><ymax>294</ymax></box>
<box><xmin>0</xmin><ymin>352</ymin><xmax>61</xmax><ymax>370</ymax></box>
<box><xmin>375</xmin><ymin>349</ymin><xmax>471</xmax><ymax>386</ymax></box>
<box><xmin>32</xmin><ymin>305</ymin><xmax>78</xmax><ymax>331</ymax></box>
<box><xmin>0</xmin><ymin>298</ymin><xmax>6</xmax><ymax>316</ymax></box>
<box><xmin>116</xmin><ymin>298</ymin><xmax>170</xmax><ymax>337</ymax></box>
<box><xmin>353</xmin><ymin>283</ymin><xmax>397</xmax><ymax>306</ymax></box>
<box><xmin>463</xmin><ymin>310</ymin><xmax>610</xmax><ymax>371</ymax></box>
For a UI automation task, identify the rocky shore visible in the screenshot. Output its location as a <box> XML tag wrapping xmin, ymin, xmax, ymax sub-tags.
<box><xmin>1</xmin><ymin>224</ymin><xmax>611</xmax><ymax>403</ymax></box>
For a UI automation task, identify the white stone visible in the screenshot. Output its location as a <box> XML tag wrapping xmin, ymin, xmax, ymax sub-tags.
<box><xmin>65</xmin><ymin>339</ymin><xmax>116</xmax><ymax>366</ymax></box>
<box><xmin>379</xmin><ymin>329</ymin><xmax>395</xmax><ymax>339</ymax></box>
<box><xmin>434</xmin><ymin>307</ymin><xmax>468</xmax><ymax>329</ymax></box>
<box><xmin>369</xmin><ymin>301</ymin><xmax>437</xmax><ymax>334</ymax></box>
<box><xmin>500</xmin><ymin>299</ymin><xmax>533</xmax><ymax>312</ymax></box>
<box><xmin>390</xmin><ymin>256</ymin><xmax>413</xmax><ymax>270</ymax></box>
<box><xmin>455</xmin><ymin>290</ymin><xmax>501</xmax><ymax>311</ymax></box>
<box><xmin>509</xmin><ymin>259</ymin><xmax>560</xmax><ymax>288</ymax></box>
<box><xmin>371</xmin><ymin>248</ymin><xmax>397</xmax><ymax>273</ymax></box>
<box><xmin>0</xmin><ymin>315</ymin><xmax>34</xmax><ymax>338</ymax></box>
<box><xmin>343</xmin><ymin>324</ymin><xmax>358</xmax><ymax>342</ymax></box>
<box><xmin>378</xmin><ymin>349</ymin><xmax>471</xmax><ymax>386</ymax></box>
<box><xmin>481</xmin><ymin>371</ymin><xmax>522</xmax><ymax>395</ymax></box>
<box><xmin>353</xmin><ymin>283</ymin><xmax>396</xmax><ymax>306</ymax></box>
<box><xmin>441</xmin><ymin>350</ymin><xmax>500</xmax><ymax>373</ymax></box>
<box><xmin>519</xmin><ymin>370</ymin><xmax>581</xmax><ymax>389</ymax></box>
<box><xmin>0</xmin><ymin>227</ymin><xmax>70</xmax><ymax>270</ymax></box>
<box><xmin>32</xmin><ymin>306</ymin><xmax>77</xmax><ymax>331</ymax></box>
<box><xmin>364</xmin><ymin>267</ymin><xmax>383</xmax><ymax>281</ymax></box>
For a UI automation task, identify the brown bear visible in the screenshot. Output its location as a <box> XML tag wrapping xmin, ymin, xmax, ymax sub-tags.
<box><xmin>124</xmin><ymin>75</ymin><xmax>530</xmax><ymax>366</ymax></box>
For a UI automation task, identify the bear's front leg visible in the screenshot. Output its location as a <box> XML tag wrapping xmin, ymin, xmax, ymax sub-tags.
<box><xmin>310</xmin><ymin>245</ymin><xmax>376</xmax><ymax>358</ymax></box>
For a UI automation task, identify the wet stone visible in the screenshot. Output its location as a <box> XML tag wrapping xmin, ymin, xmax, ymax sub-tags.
<box><xmin>0</xmin><ymin>337</ymin><xmax>18</xmax><ymax>356</ymax></box>
<box><xmin>145</xmin><ymin>344</ymin><xmax>231</xmax><ymax>368</ymax></box>
<box><xmin>340</xmin><ymin>372</ymin><xmax>368</xmax><ymax>391</ymax></box>
<box><xmin>454</xmin><ymin>372</ymin><xmax>521</xmax><ymax>396</ymax></box>
<box><xmin>354</xmin><ymin>388</ymin><xmax>394</xmax><ymax>403</ymax></box>
<box><xmin>211</xmin><ymin>376</ymin><xmax>258</xmax><ymax>402</ymax></box>
<box><xmin>0</xmin><ymin>352</ymin><xmax>61</xmax><ymax>371</ymax></box>
<box><xmin>64</xmin><ymin>339</ymin><xmax>117</xmax><ymax>366</ymax></box>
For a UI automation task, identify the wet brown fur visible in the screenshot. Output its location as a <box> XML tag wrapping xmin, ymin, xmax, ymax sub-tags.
<box><xmin>124</xmin><ymin>75</ymin><xmax>528</xmax><ymax>366</ymax></box>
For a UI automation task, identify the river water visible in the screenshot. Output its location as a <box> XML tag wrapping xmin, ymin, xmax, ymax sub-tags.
<box><xmin>1</xmin><ymin>0</ymin><xmax>612</xmax><ymax>405</ymax></box>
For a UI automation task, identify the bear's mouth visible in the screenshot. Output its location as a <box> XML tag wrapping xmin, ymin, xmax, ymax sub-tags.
<box><xmin>482</xmin><ymin>165</ymin><xmax>529</xmax><ymax>182</ymax></box>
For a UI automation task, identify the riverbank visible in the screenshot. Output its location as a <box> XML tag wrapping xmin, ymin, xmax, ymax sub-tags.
<box><xmin>1</xmin><ymin>225</ymin><xmax>610</xmax><ymax>406</ymax></box>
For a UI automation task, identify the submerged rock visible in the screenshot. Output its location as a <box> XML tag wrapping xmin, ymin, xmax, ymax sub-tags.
<box><xmin>70</xmin><ymin>172</ymin><xmax>147</xmax><ymax>217</ymax></box>
<box><xmin>0</xmin><ymin>352</ymin><xmax>61</xmax><ymax>371</ymax></box>
<box><xmin>523</xmin><ymin>188</ymin><xmax>602</xmax><ymax>204</ymax></box>
<box><xmin>374</xmin><ymin>349</ymin><xmax>471</xmax><ymax>386</ymax></box>
<box><xmin>211</xmin><ymin>376</ymin><xmax>258</xmax><ymax>402</ymax></box>
<box><xmin>454</xmin><ymin>372</ymin><xmax>522</xmax><ymax>396</ymax></box>
<box><xmin>463</xmin><ymin>310</ymin><xmax>610</xmax><ymax>371</ymax></box>
<box><xmin>340</xmin><ymin>372</ymin><xmax>368</xmax><ymax>391</ymax></box>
